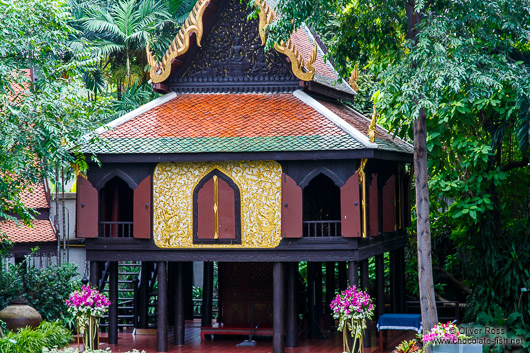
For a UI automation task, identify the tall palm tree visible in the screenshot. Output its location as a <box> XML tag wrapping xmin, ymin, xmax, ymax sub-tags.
<box><xmin>83</xmin><ymin>0</ymin><xmax>173</xmax><ymax>86</ymax></box>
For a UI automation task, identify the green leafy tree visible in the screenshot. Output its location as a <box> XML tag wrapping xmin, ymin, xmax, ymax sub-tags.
<box><xmin>0</xmin><ymin>0</ymin><xmax>111</xmax><ymax>224</ymax></box>
<box><xmin>260</xmin><ymin>0</ymin><xmax>530</xmax><ymax>330</ymax></box>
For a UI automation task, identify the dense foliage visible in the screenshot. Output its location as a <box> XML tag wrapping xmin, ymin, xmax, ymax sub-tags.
<box><xmin>0</xmin><ymin>321</ymin><xmax>72</xmax><ymax>353</ymax></box>
<box><xmin>0</xmin><ymin>261</ymin><xmax>80</xmax><ymax>325</ymax></box>
<box><xmin>262</xmin><ymin>0</ymin><xmax>530</xmax><ymax>339</ymax></box>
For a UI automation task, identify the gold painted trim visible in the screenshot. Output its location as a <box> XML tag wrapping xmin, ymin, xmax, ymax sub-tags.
<box><xmin>255</xmin><ymin>0</ymin><xmax>316</xmax><ymax>81</ymax></box>
<box><xmin>368</xmin><ymin>105</ymin><xmax>377</xmax><ymax>143</ymax></box>
<box><xmin>213</xmin><ymin>175</ymin><xmax>219</xmax><ymax>240</ymax></box>
<box><xmin>357</xmin><ymin>159</ymin><xmax>368</xmax><ymax>238</ymax></box>
<box><xmin>349</xmin><ymin>65</ymin><xmax>358</xmax><ymax>92</ymax></box>
<box><xmin>147</xmin><ymin>0</ymin><xmax>210</xmax><ymax>83</ymax></box>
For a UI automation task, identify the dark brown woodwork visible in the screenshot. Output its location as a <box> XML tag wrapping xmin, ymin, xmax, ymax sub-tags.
<box><xmin>108</xmin><ymin>262</ymin><xmax>118</xmax><ymax>344</ymax></box>
<box><xmin>76</xmin><ymin>176</ymin><xmax>98</xmax><ymax>238</ymax></box>
<box><xmin>89</xmin><ymin>261</ymin><xmax>99</xmax><ymax>288</ymax></box>
<box><xmin>360</xmin><ymin>259</ymin><xmax>371</xmax><ymax>348</ymax></box>
<box><xmin>139</xmin><ymin>262</ymin><xmax>150</xmax><ymax>328</ymax></box>
<box><xmin>338</xmin><ymin>262</ymin><xmax>347</xmax><ymax>291</ymax></box>
<box><xmin>157</xmin><ymin>261</ymin><xmax>168</xmax><ymax>352</ymax></box>
<box><xmin>184</xmin><ymin>262</ymin><xmax>194</xmax><ymax>320</ymax></box>
<box><xmin>201</xmin><ymin>262</ymin><xmax>214</xmax><ymax>327</ymax></box>
<box><xmin>348</xmin><ymin>261</ymin><xmax>359</xmax><ymax>287</ymax></box>
<box><xmin>325</xmin><ymin>262</ymin><xmax>335</xmax><ymax>329</ymax></box>
<box><xmin>193</xmin><ymin>170</ymin><xmax>241</xmax><ymax>244</ymax></box>
<box><xmin>133</xmin><ymin>175</ymin><xmax>151</xmax><ymax>239</ymax></box>
<box><xmin>376</xmin><ymin>254</ymin><xmax>385</xmax><ymax>319</ymax></box>
<box><xmin>285</xmin><ymin>262</ymin><xmax>298</xmax><ymax>347</ymax></box>
<box><xmin>281</xmin><ymin>173</ymin><xmax>302</xmax><ymax>238</ymax></box>
<box><xmin>93</xmin><ymin>149</ymin><xmax>413</xmax><ymax>165</ymax></box>
<box><xmin>398</xmin><ymin>247</ymin><xmax>406</xmax><ymax>313</ymax></box>
<box><xmin>405</xmin><ymin>175</ymin><xmax>412</xmax><ymax>227</ymax></box>
<box><xmin>369</xmin><ymin>174</ymin><xmax>379</xmax><ymax>236</ymax></box>
<box><xmin>273</xmin><ymin>262</ymin><xmax>285</xmax><ymax>353</ymax></box>
<box><xmin>382</xmin><ymin>175</ymin><xmax>396</xmax><ymax>233</ymax></box>
<box><xmin>174</xmin><ymin>262</ymin><xmax>185</xmax><ymax>345</ymax></box>
<box><xmin>341</xmin><ymin>172</ymin><xmax>361</xmax><ymax>237</ymax></box>
<box><xmin>218</xmin><ymin>262</ymin><xmax>273</xmax><ymax>327</ymax></box>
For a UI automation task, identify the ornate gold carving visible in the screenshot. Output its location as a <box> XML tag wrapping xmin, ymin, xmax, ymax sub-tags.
<box><xmin>152</xmin><ymin>161</ymin><xmax>282</xmax><ymax>248</ymax></box>
<box><xmin>357</xmin><ymin>159</ymin><xmax>368</xmax><ymax>238</ymax></box>
<box><xmin>147</xmin><ymin>0</ymin><xmax>210</xmax><ymax>83</ymax></box>
<box><xmin>255</xmin><ymin>0</ymin><xmax>317</xmax><ymax>81</ymax></box>
<box><xmin>368</xmin><ymin>105</ymin><xmax>377</xmax><ymax>143</ymax></box>
<box><xmin>213</xmin><ymin>175</ymin><xmax>219</xmax><ymax>240</ymax></box>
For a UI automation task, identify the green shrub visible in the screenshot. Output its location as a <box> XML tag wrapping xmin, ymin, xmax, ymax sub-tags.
<box><xmin>0</xmin><ymin>321</ymin><xmax>72</xmax><ymax>353</ymax></box>
<box><xmin>0</xmin><ymin>262</ymin><xmax>80</xmax><ymax>327</ymax></box>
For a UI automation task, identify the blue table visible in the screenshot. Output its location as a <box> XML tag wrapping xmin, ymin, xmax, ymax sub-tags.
<box><xmin>377</xmin><ymin>314</ymin><xmax>422</xmax><ymax>351</ymax></box>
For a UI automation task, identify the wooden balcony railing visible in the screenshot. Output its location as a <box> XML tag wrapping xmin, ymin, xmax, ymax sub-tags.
<box><xmin>99</xmin><ymin>221</ymin><xmax>134</xmax><ymax>238</ymax></box>
<box><xmin>303</xmin><ymin>220</ymin><xmax>341</xmax><ymax>237</ymax></box>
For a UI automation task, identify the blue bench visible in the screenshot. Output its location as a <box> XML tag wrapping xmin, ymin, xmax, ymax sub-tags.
<box><xmin>377</xmin><ymin>314</ymin><xmax>422</xmax><ymax>351</ymax></box>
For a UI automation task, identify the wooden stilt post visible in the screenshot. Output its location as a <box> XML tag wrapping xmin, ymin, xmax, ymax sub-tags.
<box><xmin>338</xmin><ymin>262</ymin><xmax>347</xmax><ymax>291</ymax></box>
<box><xmin>108</xmin><ymin>261</ymin><xmax>118</xmax><ymax>345</ymax></box>
<box><xmin>360</xmin><ymin>259</ymin><xmax>371</xmax><ymax>349</ymax></box>
<box><xmin>286</xmin><ymin>262</ymin><xmax>298</xmax><ymax>347</ymax></box>
<box><xmin>390</xmin><ymin>250</ymin><xmax>399</xmax><ymax>313</ymax></box>
<box><xmin>201</xmin><ymin>262</ymin><xmax>214</xmax><ymax>327</ymax></box>
<box><xmin>398</xmin><ymin>247</ymin><xmax>406</xmax><ymax>313</ymax></box>
<box><xmin>89</xmin><ymin>261</ymin><xmax>99</xmax><ymax>288</ymax></box>
<box><xmin>273</xmin><ymin>262</ymin><xmax>285</xmax><ymax>353</ymax></box>
<box><xmin>325</xmin><ymin>262</ymin><xmax>335</xmax><ymax>329</ymax></box>
<box><xmin>157</xmin><ymin>261</ymin><xmax>168</xmax><ymax>352</ymax></box>
<box><xmin>348</xmin><ymin>261</ymin><xmax>359</xmax><ymax>287</ymax></box>
<box><xmin>184</xmin><ymin>262</ymin><xmax>194</xmax><ymax>320</ymax></box>
<box><xmin>174</xmin><ymin>262</ymin><xmax>185</xmax><ymax>345</ymax></box>
<box><xmin>139</xmin><ymin>261</ymin><xmax>149</xmax><ymax>328</ymax></box>
<box><xmin>376</xmin><ymin>254</ymin><xmax>385</xmax><ymax>319</ymax></box>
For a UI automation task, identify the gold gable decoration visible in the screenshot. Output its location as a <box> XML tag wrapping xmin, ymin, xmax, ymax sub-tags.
<box><xmin>147</xmin><ymin>0</ymin><xmax>210</xmax><ymax>84</ymax></box>
<box><xmin>147</xmin><ymin>0</ymin><xmax>317</xmax><ymax>83</ymax></box>
<box><xmin>152</xmin><ymin>161</ymin><xmax>282</xmax><ymax>248</ymax></box>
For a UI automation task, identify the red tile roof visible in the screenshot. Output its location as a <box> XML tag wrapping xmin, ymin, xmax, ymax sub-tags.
<box><xmin>0</xmin><ymin>220</ymin><xmax>56</xmax><ymax>243</ymax></box>
<box><xmin>102</xmin><ymin>94</ymin><xmax>345</xmax><ymax>140</ymax></box>
<box><xmin>21</xmin><ymin>183</ymin><xmax>49</xmax><ymax>209</ymax></box>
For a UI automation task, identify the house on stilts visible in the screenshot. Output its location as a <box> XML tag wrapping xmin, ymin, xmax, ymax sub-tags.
<box><xmin>77</xmin><ymin>0</ymin><xmax>414</xmax><ymax>351</ymax></box>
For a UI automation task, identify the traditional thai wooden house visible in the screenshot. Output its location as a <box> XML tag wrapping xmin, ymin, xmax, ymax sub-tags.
<box><xmin>78</xmin><ymin>0</ymin><xmax>413</xmax><ymax>351</ymax></box>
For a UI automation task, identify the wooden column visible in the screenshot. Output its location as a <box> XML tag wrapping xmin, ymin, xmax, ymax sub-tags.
<box><xmin>108</xmin><ymin>262</ymin><xmax>118</xmax><ymax>345</ymax></box>
<box><xmin>201</xmin><ymin>262</ymin><xmax>214</xmax><ymax>327</ymax></box>
<box><xmin>139</xmin><ymin>261</ymin><xmax>150</xmax><ymax>328</ymax></box>
<box><xmin>360</xmin><ymin>259</ymin><xmax>371</xmax><ymax>348</ymax></box>
<box><xmin>398</xmin><ymin>247</ymin><xmax>406</xmax><ymax>313</ymax></box>
<box><xmin>89</xmin><ymin>261</ymin><xmax>99</xmax><ymax>288</ymax></box>
<box><xmin>174</xmin><ymin>262</ymin><xmax>185</xmax><ymax>345</ymax></box>
<box><xmin>273</xmin><ymin>262</ymin><xmax>285</xmax><ymax>353</ymax></box>
<box><xmin>325</xmin><ymin>262</ymin><xmax>335</xmax><ymax>329</ymax></box>
<box><xmin>376</xmin><ymin>254</ymin><xmax>385</xmax><ymax>319</ymax></box>
<box><xmin>338</xmin><ymin>262</ymin><xmax>347</xmax><ymax>291</ymax></box>
<box><xmin>157</xmin><ymin>261</ymin><xmax>168</xmax><ymax>352</ymax></box>
<box><xmin>184</xmin><ymin>262</ymin><xmax>194</xmax><ymax>320</ymax></box>
<box><xmin>286</xmin><ymin>262</ymin><xmax>298</xmax><ymax>347</ymax></box>
<box><xmin>167</xmin><ymin>262</ymin><xmax>175</xmax><ymax>326</ymax></box>
<box><xmin>390</xmin><ymin>250</ymin><xmax>398</xmax><ymax>313</ymax></box>
<box><xmin>348</xmin><ymin>261</ymin><xmax>359</xmax><ymax>287</ymax></box>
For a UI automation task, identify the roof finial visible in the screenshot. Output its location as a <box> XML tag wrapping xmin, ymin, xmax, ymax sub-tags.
<box><xmin>349</xmin><ymin>64</ymin><xmax>358</xmax><ymax>92</ymax></box>
<box><xmin>368</xmin><ymin>105</ymin><xmax>377</xmax><ymax>143</ymax></box>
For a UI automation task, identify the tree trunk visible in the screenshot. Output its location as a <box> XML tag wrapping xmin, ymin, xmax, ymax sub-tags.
<box><xmin>413</xmin><ymin>109</ymin><xmax>438</xmax><ymax>331</ymax></box>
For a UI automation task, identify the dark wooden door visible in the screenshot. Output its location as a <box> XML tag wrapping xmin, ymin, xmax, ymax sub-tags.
<box><xmin>219</xmin><ymin>262</ymin><xmax>273</xmax><ymax>328</ymax></box>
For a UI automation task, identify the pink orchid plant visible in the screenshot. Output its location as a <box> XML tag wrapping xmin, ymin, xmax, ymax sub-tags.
<box><xmin>422</xmin><ymin>322</ymin><xmax>465</xmax><ymax>347</ymax></box>
<box><xmin>330</xmin><ymin>285</ymin><xmax>374</xmax><ymax>353</ymax></box>
<box><xmin>66</xmin><ymin>285</ymin><xmax>111</xmax><ymax>319</ymax></box>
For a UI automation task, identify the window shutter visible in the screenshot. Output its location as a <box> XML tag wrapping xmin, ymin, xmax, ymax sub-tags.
<box><xmin>281</xmin><ymin>173</ymin><xmax>302</xmax><ymax>238</ymax></box>
<box><xmin>76</xmin><ymin>176</ymin><xmax>98</xmax><ymax>238</ymax></box>
<box><xmin>340</xmin><ymin>172</ymin><xmax>361</xmax><ymax>237</ymax></box>
<box><xmin>133</xmin><ymin>175</ymin><xmax>151</xmax><ymax>239</ymax></box>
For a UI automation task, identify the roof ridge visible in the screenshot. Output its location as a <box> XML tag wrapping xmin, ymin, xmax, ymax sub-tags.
<box><xmin>95</xmin><ymin>92</ymin><xmax>177</xmax><ymax>135</ymax></box>
<box><xmin>292</xmin><ymin>90</ymin><xmax>378</xmax><ymax>149</ymax></box>
<box><xmin>342</xmin><ymin>104</ymin><xmax>413</xmax><ymax>147</ymax></box>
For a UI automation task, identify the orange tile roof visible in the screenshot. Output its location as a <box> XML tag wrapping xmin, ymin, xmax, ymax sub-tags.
<box><xmin>97</xmin><ymin>93</ymin><xmax>366</xmax><ymax>153</ymax></box>
<box><xmin>0</xmin><ymin>220</ymin><xmax>56</xmax><ymax>243</ymax></box>
<box><xmin>21</xmin><ymin>183</ymin><xmax>49</xmax><ymax>209</ymax></box>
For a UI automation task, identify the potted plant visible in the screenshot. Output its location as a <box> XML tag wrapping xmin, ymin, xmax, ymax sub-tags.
<box><xmin>66</xmin><ymin>285</ymin><xmax>111</xmax><ymax>351</ymax></box>
<box><xmin>330</xmin><ymin>285</ymin><xmax>374</xmax><ymax>353</ymax></box>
